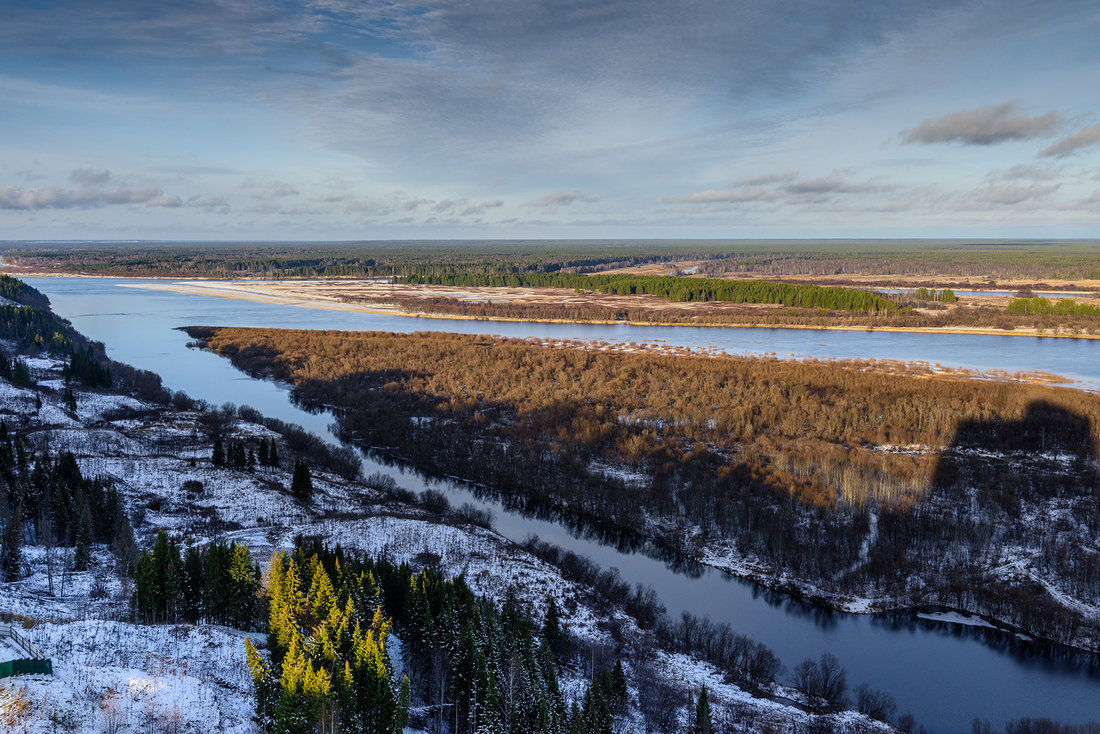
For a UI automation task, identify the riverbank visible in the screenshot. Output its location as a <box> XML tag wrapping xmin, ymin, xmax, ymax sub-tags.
<box><xmin>112</xmin><ymin>278</ymin><xmax>1100</xmax><ymax>341</ymax></box>
<box><xmin>7</xmin><ymin>266</ymin><xmax>1100</xmax><ymax>340</ymax></box>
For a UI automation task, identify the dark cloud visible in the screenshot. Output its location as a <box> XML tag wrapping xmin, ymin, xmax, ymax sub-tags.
<box><xmin>0</xmin><ymin>185</ymin><xmax>170</xmax><ymax>210</ymax></box>
<box><xmin>902</xmin><ymin>102</ymin><xmax>1063</xmax><ymax>146</ymax></box>
<box><xmin>526</xmin><ymin>189</ymin><xmax>602</xmax><ymax>207</ymax></box>
<box><xmin>1040</xmin><ymin>124</ymin><xmax>1100</xmax><ymax>158</ymax></box>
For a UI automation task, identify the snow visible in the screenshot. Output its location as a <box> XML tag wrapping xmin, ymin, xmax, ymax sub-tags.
<box><xmin>8</xmin><ymin>620</ymin><xmax>256</xmax><ymax>734</ymax></box>
<box><xmin>916</xmin><ymin>610</ymin><xmax>999</xmax><ymax>630</ymax></box>
<box><xmin>0</xmin><ymin>343</ymin><xmax>917</xmax><ymax>732</ymax></box>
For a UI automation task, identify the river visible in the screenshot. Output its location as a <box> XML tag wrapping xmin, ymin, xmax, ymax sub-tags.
<box><xmin>24</xmin><ymin>276</ymin><xmax>1100</xmax><ymax>732</ymax></box>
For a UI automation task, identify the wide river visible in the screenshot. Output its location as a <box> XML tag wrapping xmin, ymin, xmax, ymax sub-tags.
<box><xmin>25</xmin><ymin>276</ymin><xmax>1100</xmax><ymax>733</ymax></box>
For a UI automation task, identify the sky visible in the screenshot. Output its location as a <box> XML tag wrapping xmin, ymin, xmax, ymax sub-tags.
<box><xmin>2</xmin><ymin>0</ymin><xmax>1100</xmax><ymax>240</ymax></box>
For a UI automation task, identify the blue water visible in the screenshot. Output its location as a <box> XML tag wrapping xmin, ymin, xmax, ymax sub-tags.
<box><xmin>25</xmin><ymin>276</ymin><xmax>1100</xmax><ymax>733</ymax></box>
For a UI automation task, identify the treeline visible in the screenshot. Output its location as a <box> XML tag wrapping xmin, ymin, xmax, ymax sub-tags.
<box><xmin>1008</xmin><ymin>297</ymin><xmax>1100</xmax><ymax>319</ymax></box>
<box><xmin>133</xmin><ymin>530</ymin><xmax>261</xmax><ymax>628</ymax></box>
<box><xmin>0</xmin><ymin>431</ymin><xmax>134</xmax><ymax>581</ymax></box>
<box><xmin>400</xmin><ymin>272</ymin><xmax>898</xmax><ymax>312</ymax></box>
<box><xmin>247</xmin><ymin>538</ymin><xmax>632</xmax><ymax>734</ymax></box>
<box><xmin>0</xmin><ymin>275</ymin><xmax>114</xmax><ymax>387</ymax></box>
<box><xmin>913</xmin><ymin>287</ymin><xmax>957</xmax><ymax>303</ymax></box>
<box><xmin>692</xmin><ymin>241</ymin><xmax>1100</xmax><ymax>281</ymax></box>
<box><xmin>368</xmin><ymin>292</ymin><xmax>1100</xmax><ymax>334</ymax></box>
<box><xmin>0</xmin><ymin>275</ymin><xmax>50</xmax><ymax>308</ymax></box>
<box><xmin>8</xmin><ymin>240</ymin><xmax>1100</xmax><ymax>281</ymax></box>
<box><xmin>188</xmin><ymin>327</ymin><xmax>1100</xmax><ymax>650</ymax></box>
<box><xmin>1</xmin><ymin>241</ymin><xmax>727</xmax><ymax>280</ymax></box>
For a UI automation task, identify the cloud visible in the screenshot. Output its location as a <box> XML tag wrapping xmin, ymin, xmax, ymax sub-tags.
<box><xmin>988</xmin><ymin>163</ymin><xmax>1063</xmax><ymax>181</ymax></box>
<box><xmin>658</xmin><ymin>188</ymin><xmax>780</xmax><ymax>204</ymax></box>
<box><xmin>241</xmin><ymin>178</ymin><xmax>300</xmax><ymax>199</ymax></box>
<box><xmin>660</xmin><ymin>173</ymin><xmax>893</xmax><ymax>205</ymax></box>
<box><xmin>1040</xmin><ymin>124</ymin><xmax>1100</xmax><ymax>158</ymax></box>
<box><xmin>968</xmin><ymin>183</ymin><xmax>1061</xmax><ymax>207</ymax></box>
<box><xmin>0</xmin><ymin>185</ymin><xmax>167</xmax><ymax>210</ymax></box>
<box><xmin>527</xmin><ymin>189</ymin><xmax>601</xmax><ymax>207</ymax></box>
<box><xmin>187</xmin><ymin>195</ymin><xmax>230</xmax><ymax>211</ymax></box>
<box><xmin>783</xmin><ymin>177</ymin><xmax>893</xmax><ymax>195</ymax></box>
<box><xmin>147</xmin><ymin>195</ymin><xmax>183</xmax><ymax>208</ymax></box>
<box><xmin>69</xmin><ymin>168</ymin><xmax>112</xmax><ymax>185</ymax></box>
<box><xmin>730</xmin><ymin>171</ymin><xmax>798</xmax><ymax>187</ymax></box>
<box><xmin>902</xmin><ymin>102</ymin><xmax>1063</xmax><ymax>146</ymax></box>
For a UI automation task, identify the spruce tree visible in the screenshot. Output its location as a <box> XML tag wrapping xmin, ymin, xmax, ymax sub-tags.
<box><xmin>228</xmin><ymin>543</ymin><xmax>259</xmax><ymax>629</ymax></box>
<box><xmin>689</xmin><ymin>685</ymin><xmax>713</xmax><ymax>734</ymax></box>
<box><xmin>291</xmin><ymin>460</ymin><xmax>313</xmax><ymax>501</ymax></box>
<box><xmin>269</xmin><ymin>439</ymin><xmax>280</xmax><ymax>468</ymax></box>
<box><xmin>212</xmin><ymin>438</ymin><xmax>225</xmax><ymax>467</ymax></box>
<box><xmin>258</xmin><ymin>440</ymin><xmax>269</xmax><ymax>467</ymax></box>
<box><xmin>73</xmin><ymin>503</ymin><xmax>92</xmax><ymax>571</ymax></box>
<box><xmin>1</xmin><ymin>501</ymin><xmax>24</xmax><ymax>581</ymax></box>
<box><xmin>246</xmin><ymin>638</ymin><xmax>279</xmax><ymax>732</ymax></box>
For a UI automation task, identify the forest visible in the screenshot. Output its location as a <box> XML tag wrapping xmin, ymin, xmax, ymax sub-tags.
<box><xmin>398</xmin><ymin>272</ymin><xmax>898</xmax><ymax>312</ymax></box>
<box><xmin>5</xmin><ymin>239</ymin><xmax>1100</xmax><ymax>281</ymax></box>
<box><xmin>186</xmin><ymin>326</ymin><xmax>1100</xmax><ymax>651</ymax></box>
<box><xmin>352</xmin><ymin>290</ymin><xmax>1100</xmax><ymax>334</ymax></box>
<box><xmin>245</xmin><ymin>538</ymin><xmax>639</xmax><ymax>734</ymax></box>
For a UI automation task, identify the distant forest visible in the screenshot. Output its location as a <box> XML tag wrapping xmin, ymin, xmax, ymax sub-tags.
<box><xmin>5</xmin><ymin>239</ymin><xmax>1100</xmax><ymax>280</ymax></box>
<box><xmin>187</xmin><ymin>327</ymin><xmax>1100</xmax><ymax>652</ymax></box>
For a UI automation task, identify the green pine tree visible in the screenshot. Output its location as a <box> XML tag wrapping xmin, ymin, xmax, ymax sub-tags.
<box><xmin>291</xmin><ymin>460</ymin><xmax>313</xmax><ymax>501</ymax></box>
<box><xmin>689</xmin><ymin>685</ymin><xmax>713</xmax><ymax>734</ymax></box>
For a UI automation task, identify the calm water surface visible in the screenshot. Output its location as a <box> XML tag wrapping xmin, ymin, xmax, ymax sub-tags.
<box><xmin>27</xmin><ymin>276</ymin><xmax>1100</xmax><ymax>733</ymax></box>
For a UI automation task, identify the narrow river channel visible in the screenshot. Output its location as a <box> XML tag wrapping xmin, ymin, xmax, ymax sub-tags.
<box><xmin>25</xmin><ymin>276</ymin><xmax>1100</xmax><ymax>733</ymax></box>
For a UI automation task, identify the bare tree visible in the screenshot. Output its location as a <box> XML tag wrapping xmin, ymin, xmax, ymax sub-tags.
<box><xmin>792</xmin><ymin>653</ymin><xmax>848</xmax><ymax>711</ymax></box>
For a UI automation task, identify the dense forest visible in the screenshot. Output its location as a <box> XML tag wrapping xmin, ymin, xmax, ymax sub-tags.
<box><xmin>358</xmin><ymin>288</ymin><xmax>1100</xmax><ymax>334</ymax></box>
<box><xmin>5</xmin><ymin>239</ymin><xmax>1100</xmax><ymax>281</ymax></box>
<box><xmin>240</xmin><ymin>537</ymin><xmax>664</xmax><ymax>734</ymax></box>
<box><xmin>399</xmin><ymin>272</ymin><xmax>898</xmax><ymax>312</ymax></box>
<box><xmin>0</xmin><ymin>241</ymin><xmax>721</xmax><ymax>280</ymax></box>
<box><xmin>187</xmin><ymin>326</ymin><xmax>1100</xmax><ymax>651</ymax></box>
<box><xmin>0</xmin><ymin>433</ymin><xmax>135</xmax><ymax>586</ymax></box>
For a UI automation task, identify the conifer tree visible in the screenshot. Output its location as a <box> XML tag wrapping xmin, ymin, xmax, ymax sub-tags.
<box><xmin>64</xmin><ymin>384</ymin><xmax>77</xmax><ymax>415</ymax></box>
<box><xmin>246</xmin><ymin>638</ymin><xmax>279</xmax><ymax>732</ymax></box>
<box><xmin>291</xmin><ymin>460</ymin><xmax>313</xmax><ymax>501</ymax></box>
<box><xmin>228</xmin><ymin>542</ymin><xmax>259</xmax><ymax>629</ymax></box>
<box><xmin>212</xmin><ymin>438</ymin><xmax>225</xmax><ymax>467</ymax></box>
<box><xmin>542</xmin><ymin>596</ymin><xmax>569</xmax><ymax>661</ymax></box>
<box><xmin>1</xmin><ymin>501</ymin><xmax>23</xmax><ymax>581</ymax></box>
<box><xmin>689</xmin><ymin>685</ymin><xmax>713</xmax><ymax>734</ymax></box>
<box><xmin>73</xmin><ymin>503</ymin><xmax>92</xmax><ymax>571</ymax></box>
<box><xmin>258</xmin><ymin>440</ymin><xmax>269</xmax><ymax>467</ymax></box>
<box><xmin>269</xmin><ymin>439</ymin><xmax>280</xmax><ymax>468</ymax></box>
<box><xmin>182</xmin><ymin>543</ymin><xmax>204</xmax><ymax>622</ymax></box>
